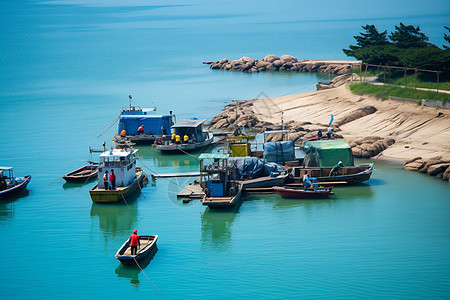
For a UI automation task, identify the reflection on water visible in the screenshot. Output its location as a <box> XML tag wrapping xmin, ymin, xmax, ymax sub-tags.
<box><xmin>90</xmin><ymin>196</ymin><xmax>139</xmax><ymax>242</ymax></box>
<box><xmin>115</xmin><ymin>247</ymin><xmax>158</xmax><ymax>288</ymax></box>
<box><xmin>0</xmin><ymin>190</ymin><xmax>29</xmax><ymax>222</ymax></box>
<box><xmin>62</xmin><ymin>180</ymin><xmax>95</xmax><ymax>190</ymax></box>
<box><xmin>201</xmin><ymin>207</ymin><xmax>237</xmax><ymax>251</ymax></box>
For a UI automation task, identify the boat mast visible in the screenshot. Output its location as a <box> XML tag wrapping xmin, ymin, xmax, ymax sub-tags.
<box><xmin>128</xmin><ymin>94</ymin><xmax>132</xmax><ymax>110</ymax></box>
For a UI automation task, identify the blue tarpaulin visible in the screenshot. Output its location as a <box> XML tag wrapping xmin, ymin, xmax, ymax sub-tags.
<box><xmin>229</xmin><ymin>157</ymin><xmax>265</xmax><ymax>180</ymax></box>
<box><xmin>118</xmin><ymin>115</ymin><xmax>172</xmax><ymax>136</ymax></box>
<box><xmin>264</xmin><ymin>141</ymin><xmax>295</xmax><ymax>164</ymax></box>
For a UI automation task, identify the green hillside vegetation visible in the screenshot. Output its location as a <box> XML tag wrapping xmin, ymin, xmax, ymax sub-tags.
<box><xmin>349</xmin><ymin>82</ymin><xmax>449</xmax><ymax>102</ymax></box>
<box><xmin>343</xmin><ymin>24</ymin><xmax>450</xmax><ymax>72</ymax></box>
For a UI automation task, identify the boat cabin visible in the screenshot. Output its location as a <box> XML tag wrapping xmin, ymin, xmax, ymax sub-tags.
<box><xmin>199</xmin><ymin>153</ymin><xmax>232</xmax><ymax>197</ymax></box>
<box><xmin>302</xmin><ymin>140</ymin><xmax>354</xmax><ymax>167</ymax></box>
<box><xmin>118</xmin><ymin>114</ymin><xmax>172</xmax><ymax>137</ymax></box>
<box><xmin>0</xmin><ymin>167</ymin><xmax>15</xmax><ymax>190</ymax></box>
<box><xmin>97</xmin><ymin>148</ymin><xmax>139</xmax><ymax>188</ymax></box>
<box><xmin>172</xmin><ymin>119</ymin><xmax>208</xmax><ymax>143</ymax></box>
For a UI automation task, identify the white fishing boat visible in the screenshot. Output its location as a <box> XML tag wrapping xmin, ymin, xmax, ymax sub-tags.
<box><xmin>89</xmin><ymin>147</ymin><xmax>148</xmax><ymax>203</ymax></box>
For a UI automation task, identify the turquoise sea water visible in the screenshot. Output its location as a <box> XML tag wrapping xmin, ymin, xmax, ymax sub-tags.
<box><xmin>1</xmin><ymin>1</ymin><xmax>450</xmax><ymax>299</ymax></box>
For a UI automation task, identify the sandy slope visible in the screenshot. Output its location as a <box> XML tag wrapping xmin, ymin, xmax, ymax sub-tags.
<box><xmin>252</xmin><ymin>84</ymin><xmax>450</xmax><ymax>161</ymax></box>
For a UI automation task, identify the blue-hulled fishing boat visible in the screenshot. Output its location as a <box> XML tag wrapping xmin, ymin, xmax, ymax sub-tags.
<box><xmin>0</xmin><ymin>167</ymin><xmax>31</xmax><ymax>199</ymax></box>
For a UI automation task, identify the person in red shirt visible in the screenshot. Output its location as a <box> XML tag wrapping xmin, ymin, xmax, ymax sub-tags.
<box><xmin>128</xmin><ymin>229</ymin><xmax>140</xmax><ymax>255</ymax></box>
<box><xmin>109</xmin><ymin>169</ymin><xmax>116</xmax><ymax>190</ymax></box>
<box><xmin>138</xmin><ymin>125</ymin><xmax>144</xmax><ymax>135</ymax></box>
<box><xmin>103</xmin><ymin>170</ymin><xmax>109</xmax><ymax>190</ymax></box>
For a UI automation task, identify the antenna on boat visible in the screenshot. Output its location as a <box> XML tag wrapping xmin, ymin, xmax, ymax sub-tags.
<box><xmin>128</xmin><ymin>94</ymin><xmax>132</xmax><ymax>110</ymax></box>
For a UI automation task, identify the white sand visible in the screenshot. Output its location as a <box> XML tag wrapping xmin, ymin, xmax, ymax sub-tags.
<box><xmin>252</xmin><ymin>84</ymin><xmax>450</xmax><ymax>161</ymax></box>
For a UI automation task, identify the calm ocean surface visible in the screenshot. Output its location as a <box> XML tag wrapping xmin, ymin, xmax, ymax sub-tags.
<box><xmin>1</xmin><ymin>1</ymin><xmax>449</xmax><ymax>299</ymax></box>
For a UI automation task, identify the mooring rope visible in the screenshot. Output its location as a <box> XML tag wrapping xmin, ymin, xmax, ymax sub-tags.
<box><xmin>132</xmin><ymin>257</ymin><xmax>166</xmax><ymax>299</ymax></box>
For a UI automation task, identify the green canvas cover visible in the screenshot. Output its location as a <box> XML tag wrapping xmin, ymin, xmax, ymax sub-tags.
<box><xmin>303</xmin><ymin>140</ymin><xmax>354</xmax><ymax>167</ymax></box>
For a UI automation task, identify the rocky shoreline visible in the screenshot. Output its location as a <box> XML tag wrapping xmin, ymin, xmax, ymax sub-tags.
<box><xmin>204</xmin><ymin>55</ymin><xmax>358</xmax><ymax>74</ymax></box>
<box><xmin>207</xmin><ymin>75</ymin><xmax>450</xmax><ymax>182</ymax></box>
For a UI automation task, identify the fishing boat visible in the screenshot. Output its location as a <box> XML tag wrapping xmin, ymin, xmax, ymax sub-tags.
<box><xmin>199</xmin><ymin>153</ymin><xmax>243</xmax><ymax>208</ymax></box>
<box><xmin>288</xmin><ymin>140</ymin><xmax>374</xmax><ymax>184</ymax></box>
<box><xmin>63</xmin><ymin>146</ymin><xmax>105</xmax><ymax>183</ymax></box>
<box><xmin>0</xmin><ymin>167</ymin><xmax>31</xmax><ymax>199</ymax></box>
<box><xmin>89</xmin><ymin>147</ymin><xmax>148</xmax><ymax>203</ymax></box>
<box><xmin>273</xmin><ymin>186</ymin><xmax>333</xmax><ymax>199</ymax></box>
<box><xmin>112</xmin><ymin>95</ymin><xmax>173</xmax><ymax>145</ymax></box>
<box><xmin>115</xmin><ymin>235</ymin><xmax>158</xmax><ymax>266</ymax></box>
<box><xmin>156</xmin><ymin>119</ymin><xmax>213</xmax><ymax>153</ymax></box>
<box><xmin>63</xmin><ymin>165</ymin><xmax>98</xmax><ymax>183</ymax></box>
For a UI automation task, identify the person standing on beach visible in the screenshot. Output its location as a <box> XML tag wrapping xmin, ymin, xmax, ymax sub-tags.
<box><xmin>128</xmin><ymin>229</ymin><xmax>140</xmax><ymax>255</ymax></box>
<box><xmin>103</xmin><ymin>170</ymin><xmax>109</xmax><ymax>190</ymax></box>
<box><xmin>327</xmin><ymin>128</ymin><xmax>333</xmax><ymax>139</ymax></box>
<box><xmin>109</xmin><ymin>169</ymin><xmax>116</xmax><ymax>190</ymax></box>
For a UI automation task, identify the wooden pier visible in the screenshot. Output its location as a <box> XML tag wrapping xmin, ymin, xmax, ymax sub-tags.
<box><xmin>152</xmin><ymin>172</ymin><xmax>200</xmax><ymax>179</ymax></box>
<box><xmin>177</xmin><ymin>183</ymin><xmax>205</xmax><ymax>200</ymax></box>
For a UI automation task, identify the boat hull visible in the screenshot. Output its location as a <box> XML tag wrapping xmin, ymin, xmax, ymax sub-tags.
<box><xmin>115</xmin><ymin>235</ymin><xmax>158</xmax><ymax>266</ymax></box>
<box><xmin>0</xmin><ymin>175</ymin><xmax>31</xmax><ymax>199</ymax></box>
<box><xmin>290</xmin><ymin>163</ymin><xmax>374</xmax><ymax>184</ymax></box>
<box><xmin>89</xmin><ymin>171</ymin><xmax>147</xmax><ymax>203</ymax></box>
<box><xmin>202</xmin><ymin>185</ymin><xmax>243</xmax><ymax>208</ymax></box>
<box><xmin>156</xmin><ymin>138</ymin><xmax>213</xmax><ymax>153</ymax></box>
<box><xmin>274</xmin><ymin>186</ymin><xmax>332</xmax><ymax>199</ymax></box>
<box><xmin>63</xmin><ymin>165</ymin><xmax>98</xmax><ymax>183</ymax></box>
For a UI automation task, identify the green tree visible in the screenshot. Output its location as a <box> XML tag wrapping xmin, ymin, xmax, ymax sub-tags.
<box><xmin>444</xmin><ymin>26</ymin><xmax>450</xmax><ymax>49</ymax></box>
<box><xmin>389</xmin><ymin>23</ymin><xmax>434</xmax><ymax>48</ymax></box>
<box><xmin>343</xmin><ymin>25</ymin><xmax>389</xmax><ymax>58</ymax></box>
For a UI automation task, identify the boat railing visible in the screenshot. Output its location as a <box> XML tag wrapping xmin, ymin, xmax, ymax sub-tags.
<box><xmin>100</xmin><ymin>161</ymin><xmax>131</xmax><ymax>168</ymax></box>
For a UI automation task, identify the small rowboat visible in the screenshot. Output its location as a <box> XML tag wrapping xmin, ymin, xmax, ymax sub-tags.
<box><xmin>273</xmin><ymin>186</ymin><xmax>333</xmax><ymax>199</ymax></box>
<box><xmin>63</xmin><ymin>165</ymin><xmax>98</xmax><ymax>183</ymax></box>
<box><xmin>115</xmin><ymin>235</ymin><xmax>158</xmax><ymax>266</ymax></box>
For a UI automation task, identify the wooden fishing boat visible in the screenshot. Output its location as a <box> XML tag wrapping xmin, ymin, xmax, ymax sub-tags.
<box><xmin>89</xmin><ymin>148</ymin><xmax>148</xmax><ymax>203</ymax></box>
<box><xmin>0</xmin><ymin>167</ymin><xmax>31</xmax><ymax>199</ymax></box>
<box><xmin>273</xmin><ymin>186</ymin><xmax>333</xmax><ymax>199</ymax></box>
<box><xmin>115</xmin><ymin>235</ymin><xmax>158</xmax><ymax>266</ymax></box>
<box><xmin>289</xmin><ymin>163</ymin><xmax>374</xmax><ymax>184</ymax></box>
<box><xmin>156</xmin><ymin>119</ymin><xmax>213</xmax><ymax>153</ymax></box>
<box><xmin>63</xmin><ymin>165</ymin><xmax>98</xmax><ymax>183</ymax></box>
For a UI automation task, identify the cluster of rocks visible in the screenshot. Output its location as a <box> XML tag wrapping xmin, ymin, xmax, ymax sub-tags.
<box><xmin>348</xmin><ymin>137</ymin><xmax>396</xmax><ymax>158</ymax></box>
<box><xmin>209</xmin><ymin>100</ymin><xmax>344</xmax><ymax>145</ymax></box>
<box><xmin>205</xmin><ymin>55</ymin><xmax>353</xmax><ymax>75</ymax></box>
<box><xmin>404</xmin><ymin>156</ymin><xmax>450</xmax><ymax>182</ymax></box>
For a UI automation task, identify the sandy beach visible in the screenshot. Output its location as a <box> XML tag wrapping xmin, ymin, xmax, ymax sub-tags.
<box><xmin>251</xmin><ymin>83</ymin><xmax>450</xmax><ymax>162</ymax></box>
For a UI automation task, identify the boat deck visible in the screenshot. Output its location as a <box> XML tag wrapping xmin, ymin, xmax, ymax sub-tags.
<box><xmin>177</xmin><ymin>183</ymin><xmax>205</xmax><ymax>199</ymax></box>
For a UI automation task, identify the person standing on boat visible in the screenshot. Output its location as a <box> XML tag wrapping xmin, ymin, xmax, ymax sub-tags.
<box><xmin>329</xmin><ymin>161</ymin><xmax>345</xmax><ymax>176</ymax></box>
<box><xmin>103</xmin><ymin>170</ymin><xmax>109</xmax><ymax>190</ymax></box>
<box><xmin>109</xmin><ymin>169</ymin><xmax>116</xmax><ymax>190</ymax></box>
<box><xmin>317</xmin><ymin>128</ymin><xmax>322</xmax><ymax>140</ymax></box>
<box><xmin>303</xmin><ymin>175</ymin><xmax>312</xmax><ymax>190</ymax></box>
<box><xmin>138</xmin><ymin>125</ymin><xmax>144</xmax><ymax>135</ymax></box>
<box><xmin>128</xmin><ymin>229</ymin><xmax>140</xmax><ymax>255</ymax></box>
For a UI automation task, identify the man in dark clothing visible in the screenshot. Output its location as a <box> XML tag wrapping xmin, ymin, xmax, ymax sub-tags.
<box><xmin>317</xmin><ymin>128</ymin><xmax>322</xmax><ymax>140</ymax></box>
<box><xmin>128</xmin><ymin>229</ymin><xmax>140</xmax><ymax>255</ymax></box>
<box><xmin>109</xmin><ymin>169</ymin><xmax>116</xmax><ymax>190</ymax></box>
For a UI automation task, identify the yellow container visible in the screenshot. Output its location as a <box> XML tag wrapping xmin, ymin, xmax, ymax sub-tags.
<box><xmin>231</xmin><ymin>143</ymin><xmax>251</xmax><ymax>157</ymax></box>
